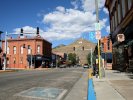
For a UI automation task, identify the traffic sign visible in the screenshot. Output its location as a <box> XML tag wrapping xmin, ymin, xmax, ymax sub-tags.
<box><xmin>95</xmin><ymin>31</ymin><xmax>101</xmax><ymax>40</ymax></box>
<box><xmin>95</xmin><ymin>23</ymin><xmax>101</xmax><ymax>31</ymax></box>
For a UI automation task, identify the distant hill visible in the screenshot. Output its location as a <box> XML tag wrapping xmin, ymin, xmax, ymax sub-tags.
<box><xmin>52</xmin><ymin>38</ymin><xmax>96</xmax><ymax>65</ymax></box>
<box><xmin>53</xmin><ymin>44</ymin><xmax>66</xmax><ymax>49</ymax></box>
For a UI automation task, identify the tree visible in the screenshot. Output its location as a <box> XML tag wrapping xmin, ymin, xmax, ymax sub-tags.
<box><xmin>87</xmin><ymin>53</ymin><xmax>96</xmax><ymax>65</ymax></box>
<box><xmin>68</xmin><ymin>53</ymin><xmax>76</xmax><ymax>65</ymax></box>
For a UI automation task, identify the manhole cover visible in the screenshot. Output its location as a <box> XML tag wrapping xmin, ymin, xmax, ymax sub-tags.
<box><xmin>15</xmin><ymin>87</ymin><xmax>67</xmax><ymax>100</ymax></box>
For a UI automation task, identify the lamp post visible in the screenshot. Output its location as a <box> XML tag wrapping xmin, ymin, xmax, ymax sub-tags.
<box><xmin>30</xmin><ymin>48</ymin><xmax>32</xmax><ymax>69</ymax></box>
<box><xmin>95</xmin><ymin>0</ymin><xmax>101</xmax><ymax>78</ymax></box>
<box><xmin>85</xmin><ymin>48</ymin><xmax>93</xmax><ymax>67</ymax></box>
<box><xmin>3</xmin><ymin>32</ymin><xmax>8</xmax><ymax>71</ymax></box>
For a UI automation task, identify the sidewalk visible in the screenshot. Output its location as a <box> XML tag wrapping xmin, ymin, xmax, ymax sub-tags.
<box><xmin>93</xmin><ymin>70</ymin><xmax>133</xmax><ymax>100</ymax></box>
<box><xmin>64</xmin><ymin>70</ymin><xmax>88</xmax><ymax>100</ymax></box>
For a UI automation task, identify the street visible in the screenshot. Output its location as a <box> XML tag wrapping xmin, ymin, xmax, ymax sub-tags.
<box><xmin>0</xmin><ymin>68</ymin><xmax>86</xmax><ymax>100</ymax></box>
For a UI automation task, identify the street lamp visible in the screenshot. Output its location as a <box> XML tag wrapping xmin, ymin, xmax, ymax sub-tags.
<box><xmin>3</xmin><ymin>32</ymin><xmax>8</xmax><ymax>71</ymax></box>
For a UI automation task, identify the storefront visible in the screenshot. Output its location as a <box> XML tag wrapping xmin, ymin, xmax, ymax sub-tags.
<box><xmin>27</xmin><ymin>55</ymin><xmax>51</xmax><ymax>68</ymax></box>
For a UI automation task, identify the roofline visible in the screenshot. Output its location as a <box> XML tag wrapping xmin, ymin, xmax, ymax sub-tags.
<box><xmin>2</xmin><ymin>36</ymin><xmax>52</xmax><ymax>44</ymax></box>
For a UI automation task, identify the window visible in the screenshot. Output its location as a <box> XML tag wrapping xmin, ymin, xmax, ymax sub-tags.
<box><xmin>128</xmin><ymin>0</ymin><xmax>132</xmax><ymax>10</ymax></box>
<box><xmin>20</xmin><ymin>46</ymin><xmax>23</xmax><ymax>54</ymax></box>
<box><xmin>121</xmin><ymin>0</ymin><xmax>126</xmax><ymax>18</ymax></box>
<box><xmin>20</xmin><ymin>57</ymin><xmax>23</xmax><ymax>64</ymax></box>
<box><xmin>108</xmin><ymin>40</ymin><xmax>110</xmax><ymax>50</ymax></box>
<box><xmin>101</xmin><ymin>43</ymin><xmax>104</xmax><ymax>52</ymax></box>
<box><xmin>73</xmin><ymin>47</ymin><xmax>75</xmax><ymax>51</ymax></box>
<box><xmin>82</xmin><ymin>46</ymin><xmax>84</xmax><ymax>51</ymax></box>
<box><xmin>28</xmin><ymin>45</ymin><xmax>31</xmax><ymax>54</ymax></box>
<box><xmin>37</xmin><ymin>45</ymin><xmax>40</xmax><ymax>54</ymax></box>
<box><xmin>112</xmin><ymin>15</ymin><xmax>115</xmax><ymax>31</ymax></box>
<box><xmin>7</xmin><ymin>59</ymin><xmax>9</xmax><ymax>64</ymax></box>
<box><xmin>7</xmin><ymin>46</ymin><xmax>9</xmax><ymax>54</ymax></box>
<box><xmin>118</xmin><ymin>3</ymin><xmax>121</xmax><ymax>24</ymax></box>
<box><xmin>13</xmin><ymin>58</ymin><xmax>16</xmax><ymax>64</ymax></box>
<box><xmin>13</xmin><ymin>46</ymin><xmax>16</xmax><ymax>54</ymax></box>
<box><xmin>115</xmin><ymin>11</ymin><xmax>118</xmax><ymax>28</ymax></box>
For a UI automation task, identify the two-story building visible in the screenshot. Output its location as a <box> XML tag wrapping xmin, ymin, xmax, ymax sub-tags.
<box><xmin>100</xmin><ymin>36</ymin><xmax>112</xmax><ymax>69</ymax></box>
<box><xmin>2</xmin><ymin>28</ymin><xmax>52</xmax><ymax>69</ymax></box>
<box><xmin>105</xmin><ymin>0</ymin><xmax>133</xmax><ymax>72</ymax></box>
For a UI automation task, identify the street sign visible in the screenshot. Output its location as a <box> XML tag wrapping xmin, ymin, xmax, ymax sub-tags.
<box><xmin>95</xmin><ymin>31</ymin><xmax>101</xmax><ymax>40</ymax></box>
<box><xmin>117</xmin><ymin>34</ymin><xmax>125</xmax><ymax>42</ymax></box>
<box><xmin>95</xmin><ymin>23</ymin><xmax>101</xmax><ymax>31</ymax></box>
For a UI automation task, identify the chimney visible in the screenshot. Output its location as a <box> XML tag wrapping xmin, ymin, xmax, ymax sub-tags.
<box><xmin>37</xmin><ymin>27</ymin><xmax>39</xmax><ymax>35</ymax></box>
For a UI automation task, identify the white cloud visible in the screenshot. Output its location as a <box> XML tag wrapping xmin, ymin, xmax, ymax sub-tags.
<box><xmin>81</xmin><ymin>0</ymin><xmax>106</xmax><ymax>12</ymax></box>
<box><xmin>71</xmin><ymin>0</ymin><xmax>79</xmax><ymax>9</ymax></box>
<box><xmin>106</xmin><ymin>26</ymin><xmax>110</xmax><ymax>33</ymax></box>
<box><xmin>56</xmin><ymin>6</ymin><xmax>65</xmax><ymax>13</ymax></box>
<box><xmin>13</xmin><ymin>0</ymin><xmax>107</xmax><ymax>41</ymax></box>
<box><xmin>103</xmin><ymin>8</ymin><xmax>109</xmax><ymax>14</ymax></box>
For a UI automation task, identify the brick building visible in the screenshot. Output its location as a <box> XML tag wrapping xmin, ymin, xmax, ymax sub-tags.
<box><xmin>2</xmin><ymin>29</ymin><xmax>52</xmax><ymax>69</ymax></box>
<box><xmin>105</xmin><ymin>0</ymin><xmax>133</xmax><ymax>71</ymax></box>
<box><xmin>100</xmin><ymin>36</ymin><xmax>112</xmax><ymax>69</ymax></box>
<box><xmin>53</xmin><ymin>38</ymin><xmax>96</xmax><ymax>65</ymax></box>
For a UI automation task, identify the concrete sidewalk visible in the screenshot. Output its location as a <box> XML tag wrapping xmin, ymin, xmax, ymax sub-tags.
<box><xmin>64</xmin><ymin>70</ymin><xmax>88</xmax><ymax>100</ymax></box>
<box><xmin>93</xmin><ymin>70</ymin><xmax>133</xmax><ymax>100</ymax></box>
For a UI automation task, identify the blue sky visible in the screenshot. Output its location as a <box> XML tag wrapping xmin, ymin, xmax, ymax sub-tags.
<box><xmin>0</xmin><ymin>0</ymin><xmax>110</xmax><ymax>47</ymax></box>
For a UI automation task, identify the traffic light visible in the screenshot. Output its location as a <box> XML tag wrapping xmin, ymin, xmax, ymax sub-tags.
<box><xmin>20</xmin><ymin>28</ymin><xmax>23</xmax><ymax>36</ymax></box>
<box><xmin>37</xmin><ymin>27</ymin><xmax>39</xmax><ymax>35</ymax></box>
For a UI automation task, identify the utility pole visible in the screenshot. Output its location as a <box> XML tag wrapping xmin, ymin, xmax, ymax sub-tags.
<box><xmin>95</xmin><ymin>0</ymin><xmax>101</xmax><ymax>78</ymax></box>
<box><xmin>91</xmin><ymin>48</ymin><xmax>93</xmax><ymax>67</ymax></box>
<box><xmin>3</xmin><ymin>32</ymin><xmax>8</xmax><ymax>71</ymax></box>
<box><xmin>30</xmin><ymin>48</ymin><xmax>32</xmax><ymax>69</ymax></box>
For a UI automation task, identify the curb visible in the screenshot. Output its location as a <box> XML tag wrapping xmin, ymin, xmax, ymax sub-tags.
<box><xmin>0</xmin><ymin>70</ymin><xmax>16</xmax><ymax>73</ymax></box>
<box><xmin>88</xmin><ymin>68</ymin><xmax>96</xmax><ymax>100</ymax></box>
<box><xmin>87</xmin><ymin>79</ymin><xmax>96</xmax><ymax>100</ymax></box>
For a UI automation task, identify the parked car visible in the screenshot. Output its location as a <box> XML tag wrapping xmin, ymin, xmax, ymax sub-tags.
<box><xmin>83</xmin><ymin>64</ymin><xmax>89</xmax><ymax>68</ymax></box>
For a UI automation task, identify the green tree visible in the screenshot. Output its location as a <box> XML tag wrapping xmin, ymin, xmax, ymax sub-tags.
<box><xmin>68</xmin><ymin>53</ymin><xmax>76</xmax><ymax>65</ymax></box>
<box><xmin>87</xmin><ymin>53</ymin><xmax>96</xmax><ymax>65</ymax></box>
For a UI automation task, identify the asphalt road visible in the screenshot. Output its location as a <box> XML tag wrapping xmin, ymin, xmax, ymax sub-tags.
<box><xmin>0</xmin><ymin>68</ymin><xmax>85</xmax><ymax>100</ymax></box>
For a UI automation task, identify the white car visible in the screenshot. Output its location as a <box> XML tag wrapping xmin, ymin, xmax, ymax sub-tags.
<box><xmin>83</xmin><ymin>64</ymin><xmax>89</xmax><ymax>68</ymax></box>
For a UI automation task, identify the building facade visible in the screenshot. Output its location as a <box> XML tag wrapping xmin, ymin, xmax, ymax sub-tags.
<box><xmin>53</xmin><ymin>38</ymin><xmax>96</xmax><ymax>65</ymax></box>
<box><xmin>105</xmin><ymin>0</ymin><xmax>133</xmax><ymax>72</ymax></box>
<box><xmin>100</xmin><ymin>36</ymin><xmax>112</xmax><ymax>69</ymax></box>
<box><xmin>2</xmin><ymin>33</ymin><xmax>52</xmax><ymax>69</ymax></box>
